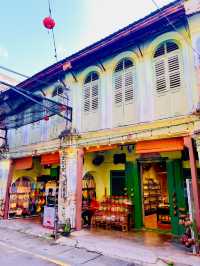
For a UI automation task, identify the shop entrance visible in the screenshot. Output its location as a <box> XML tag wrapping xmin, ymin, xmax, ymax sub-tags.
<box><xmin>8</xmin><ymin>154</ymin><xmax>60</xmax><ymax>229</ymax></box>
<box><xmin>110</xmin><ymin>170</ymin><xmax>126</xmax><ymax>196</ymax></box>
<box><xmin>142</xmin><ymin>162</ymin><xmax>171</xmax><ymax>230</ymax></box>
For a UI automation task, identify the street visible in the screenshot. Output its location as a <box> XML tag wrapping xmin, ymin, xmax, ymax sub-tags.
<box><xmin>0</xmin><ymin>227</ymin><xmax>135</xmax><ymax>266</ymax></box>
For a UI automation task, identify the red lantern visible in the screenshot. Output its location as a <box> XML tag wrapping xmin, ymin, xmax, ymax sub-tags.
<box><xmin>60</xmin><ymin>105</ymin><xmax>66</xmax><ymax>112</ymax></box>
<box><xmin>43</xmin><ymin>16</ymin><xmax>55</xmax><ymax>30</ymax></box>
<box><xmin>44</xmin><ymin>115</ymin><xmax>49</xmax><ymax>121</ymax></box>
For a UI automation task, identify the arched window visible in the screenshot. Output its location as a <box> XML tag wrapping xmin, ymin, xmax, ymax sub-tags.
<box><xmin>52</xmin><ymin>85</ymin><xmax>64</xmax><ymax>97</ymax></box>
<box><xmin>153</xmin><ymin>40</ymin><xmax>182</xmax><ymax>94</ymax></box>
<box><xmin>113</xmin><ymin>58</ymin><xmax>136</xmax><ymax>105</ymax></box>
<box><xmin>83</xmin><ymin>72</ymin><xmax>99</xmax><ymax>113</ymax></box>
<box><xmin>52</xmin><ymin>82</ymin><xmax>68</xmax><ymax>105</ymax></box>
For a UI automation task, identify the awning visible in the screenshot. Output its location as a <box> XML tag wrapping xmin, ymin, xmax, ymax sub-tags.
<box><xmin>14</xmin><ymin>157</ymin><xmax>33</xmax><ymax>170</ymax></box>
<box><xmin>85</xmin><ymin>144</ymin><xmax>117</xmax><ymax>153</ymax></box>
<box><xmin>136</xmin><ymin>138</ymin><xmax>184</xmax><ymax>154</ymax></box>
<box><xmin>41</xmin><ymin>152</ymin><xmax>60</xmax><ymax>165</ymax></box>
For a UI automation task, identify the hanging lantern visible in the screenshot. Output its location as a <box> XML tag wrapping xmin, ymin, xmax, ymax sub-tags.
<box><xmin>60</xmin><ymin>105</ymin><xmax>66</xmax><ymax>112</ymax></box>
<box><xmin>44</xmin><ymin>115</ymin><xmax>49</xmax><ymax>121</ymax></box>
<box><xmin>43</xmin><ymin>16</ymin><xmax>56</xmax><ymax>30</ymax></box>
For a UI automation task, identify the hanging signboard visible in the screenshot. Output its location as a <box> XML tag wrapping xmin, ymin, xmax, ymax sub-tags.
<box><xmin>43</xmin><ymin>206</ymin><xmax>55</xmax><ymax>229</ymax></box>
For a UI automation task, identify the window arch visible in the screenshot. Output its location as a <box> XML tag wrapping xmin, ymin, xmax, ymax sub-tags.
<box><xmin>153</xmin><ymin>40</ymin><xmax>182</xmax><ymax>94</ymax></box>
<box><xmin>52</xmin><ymin>85</ymin><xmax>64</xmax><ymax>97</ymax></box>
<box><xmin>83</xmin><ymin>71</ymin><xmax>99</xmax><ymax>113</ymax></box>
<box><xmin>113</xmin><ymin>58</ymin><xmax>136</xmax><ymax>105</ymax></box>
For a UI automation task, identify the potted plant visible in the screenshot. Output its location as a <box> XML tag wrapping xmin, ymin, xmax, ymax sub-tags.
<box><xmin>61</xmin><ymin>218</ymin><xmax>71</xmax><ymax>237</ymax></box>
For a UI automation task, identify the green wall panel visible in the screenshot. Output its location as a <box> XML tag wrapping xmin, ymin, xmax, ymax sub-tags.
<box><xmin>126</xmin><ymin>162</ymin><xmax>143</xmax><ymax>229</ymax></box>
<box><xmin>167</xmin><ymin>159</ymin><xmax>185</xmax><ymax>235</ymax></box>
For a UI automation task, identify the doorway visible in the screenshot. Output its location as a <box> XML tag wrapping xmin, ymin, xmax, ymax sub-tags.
<box><xmin>110</xmin><ymin>170</ymin><xmax>126</xmax><ymax>196</ymax></box>
<box><xmin>142</xmin><ymin>162</ymin><xmax>171</xmax><ymax>230</ymax></box>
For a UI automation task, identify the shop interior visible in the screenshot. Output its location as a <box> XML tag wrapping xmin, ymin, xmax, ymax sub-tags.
<box><xmin>9</xmin><ymin>154</ymin><xmax>60</xmax><ymax>227</ymax></box>
<box><xmin>142</xmin><ymin>162</ymin><xmax>171</xmax><ymax>230</ymax></box>
<box><xmin>82</xmin><ymin>146</ymin><xmax>135</xmax><ymax>232</ymax></box>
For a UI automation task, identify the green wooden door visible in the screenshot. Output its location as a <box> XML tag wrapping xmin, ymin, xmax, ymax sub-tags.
<box><xmin>167</xmin><ymin>159</ymin><xmax>185</xmax><ymax>235</ymax></box>
<box><xmin>110</xmin><ymin>170</ymin><xmax>126</xmax><ymax>196</ymax></box>
<box><xmin>125</xmin><ymin>162</ymin><xmax>143</xmax><ymax>229</ymax></box>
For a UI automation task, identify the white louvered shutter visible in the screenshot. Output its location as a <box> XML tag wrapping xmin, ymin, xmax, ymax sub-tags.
<box><xmin>124</xmin><ymin>64</ymin><xmax>135</xmax><ymax>102</ymax></box>
<box><xmin>114</xmin><ymin>73</ymin><xmax>123</xmax><ymax>105</ymax></box>
<box><xmin>83</xmin><ymin>83</ymin><xmax>90</xmax><ymax>113</ymax></box>
<box><xmin>168</xmin><ymin>54</ymin><xmax>181</xmax><ymax>91</ymax></box>
<box><xmin>154</xmin><ymin>41</ymin><xmax>181</xmax><ymax>94</ymax></box>
<box><xmin>91</xmin><ymin>81</ymin><xmax>99</xmax><ymax>111</ymax></box>
<box><xmin>113</xmin><ymin>58</ymin><xmax>136</xmax><ymax>126</ymax></box>
<box><xmin>154</xmin><ymin>59</ymin><xmax>167</xmax><ymax>94</ymax></box>
<box><xmin>82</xmin><ymin>72</ymin><xmax>100</xmax><ymax>131</ymax></box>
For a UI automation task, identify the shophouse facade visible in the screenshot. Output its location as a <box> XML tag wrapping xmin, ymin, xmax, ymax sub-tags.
<box><xmin>1</xmin><ymin>0</ymin><xmax>200</xmax><ymax>236</ymax></box>
<box><xmin>0</xmin><ymin>73</ymin><xmax>18</xmax><ymax>217</ymax></box>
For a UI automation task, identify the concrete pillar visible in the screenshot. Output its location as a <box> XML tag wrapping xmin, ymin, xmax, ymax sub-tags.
<box><xmin>2</xmin><ymin>159</ymin><xmax>14</xmax><ymax>219</ymax></box>
<box><xmin>76</xmin><ymin>149</ymin><xmax>84</xmax><ymax>230</ymax></box>
<box><xmin>58</xmin><ymin>147</ymin><xmax>78</xmax><ymax>229</ymax></box>
<box><xmin>185</xmin><ymin>136</ymin><xmax>200</xmax><ymax>231</ymax></box>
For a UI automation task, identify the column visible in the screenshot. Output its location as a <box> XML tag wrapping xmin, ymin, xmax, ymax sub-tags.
<box><xmin>2</xmin><ymin>159</ymin><xmax>14</xmax><ymax>219</ymax></box>
<box><xmin>58</xmin><ymin>147</ymin><xmax>84</xmax><ymax>230</ymax></box>
<box><xmin>184</xmin><ymin>136</ymin><xmax>200</xmax><ymax>231</ymax></box>
<box><xmin>58</xmin><ymin>147</ymin><xmax>78</xmax><ymax>229</ymax></box>
<box><xmin>76</xmin><ymin>149</ymin><xmax>84</xmax><ymax>230</ymax></box>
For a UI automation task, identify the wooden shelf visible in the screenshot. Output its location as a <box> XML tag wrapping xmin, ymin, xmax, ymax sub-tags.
<box><xmin>10</xmin><ymin>192</ymin><xmax>30</xmax><ymax>195</ymax></box>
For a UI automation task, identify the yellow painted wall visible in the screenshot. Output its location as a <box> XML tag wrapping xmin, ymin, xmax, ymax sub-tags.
<box><xmin>12</xmin><ymin>158</ymin><xmax>51</xmax><ymax>183</ymax></box>
<box><xmin>84</xmin><ymin>147</ymin><xmax>192</xmax><ymax>201</ymax></box>
<box><xmin>83</xmin><ymin>146</ymin><xmax>138</xmax><ymax>200</ymax></box>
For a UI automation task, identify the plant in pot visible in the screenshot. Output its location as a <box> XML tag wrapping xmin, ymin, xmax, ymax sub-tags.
<box><xmin>61</xmin><ymin>218</ymin><xmax>71</xmax><ymax>237</ymax></box>
<box><xmin>60</xmin><ymin>215</ymin><xmax>71</xmax><ymax>236</ymax></box>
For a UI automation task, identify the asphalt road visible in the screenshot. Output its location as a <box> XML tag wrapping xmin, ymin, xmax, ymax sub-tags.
<box><xmin>0</xmin><ymin>227</ymin><xmax>136</xmax><ymax>266</ymax></box>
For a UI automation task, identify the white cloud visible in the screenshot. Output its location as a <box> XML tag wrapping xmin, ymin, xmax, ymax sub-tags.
<box><xmin>80</xmin><ymin>0</ymin><xmax>174</xmax><ymax>48</ymax></box>
<box><xmin>57</xmin><ymin>44</ymin><xmax>68</xmax><ymax>59</ymax></box>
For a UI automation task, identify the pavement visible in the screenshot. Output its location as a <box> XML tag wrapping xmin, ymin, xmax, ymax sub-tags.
<box><xmin>0</xmin><ymin>219</ymin><xmax>200</xmax><ymax>266</ymax></box>
<box><xmin>0</xmin><ymin>226</ymin><xmax>135</xmax><ymax>266</ymax></box>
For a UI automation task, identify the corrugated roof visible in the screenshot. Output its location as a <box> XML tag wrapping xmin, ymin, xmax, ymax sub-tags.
<box><xmin>18</xmin><ymin>0</ymin><xmax>185</xmax><ymax>91</ymax></box>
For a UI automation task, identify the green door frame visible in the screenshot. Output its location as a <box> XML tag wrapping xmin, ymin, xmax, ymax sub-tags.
<box><xmin>167</xmin><ymin>159</ymin><xmax>186</xmax><ymax>236</ymax></box>
<box><xmin>122</xmin><ymin>158</ymin><xmax>186</xmax><ymax>235</ymax></box>
<box><xmin>125</xmin><ymin>161</ymin><xmax>143</xmax><ymax>229</ymax></box>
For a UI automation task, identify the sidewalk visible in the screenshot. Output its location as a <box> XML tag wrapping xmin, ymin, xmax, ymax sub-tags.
<box><xmin>57</xmin><ymin>229</ymin><xmax>200</xmax><ymax>266</ymax></box>
<box><xmin>1</xmin><ymin>219</ymin><xmax>200</xmax><ymax>266</ymax></box>
<box><xmin>0</xmin><ymin>217</ymin><xmax>52</xmax><ymax>239</ymax></box>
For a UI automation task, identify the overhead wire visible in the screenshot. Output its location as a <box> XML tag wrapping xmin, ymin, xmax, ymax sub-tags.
<box><xmin>150</xmin><ymin>0</ymin><xmax>200</xmax><ymax>58</ymax></box>
<box><xmin>0</xmin><ymin>64</ymin><xmax>70</xmax><ymax>103</ymax></box>
<box><xmin>1</xmin><ymin>0</ymin><xmax>199</xmax><ymax>129</ymax></box>
<box><xmin>47</xmin><ymin>0</ymin><xmax>58</xmax><ymax>61</ymax></box>
<box><xmin>0</xmin><ymin>80</ymin><xmax>72</xmax><ymax>121</ymax></box>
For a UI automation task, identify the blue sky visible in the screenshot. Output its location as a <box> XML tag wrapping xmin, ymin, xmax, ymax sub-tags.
<box><xmin>0</xmin><ymin>0</ymin><xmax>173</xmax><ymax>80</ymax></box>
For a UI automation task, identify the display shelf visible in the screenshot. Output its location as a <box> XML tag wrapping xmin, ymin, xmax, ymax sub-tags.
<box><xmin>143</xmin><ymin>178</ymin><xmax>161</xmax><ymax>215</ymax></box>
<box><xmin>82</xmin><ymin>173</ymin><xmax>96</xmax><ymax>209</ymax></box>
<box><xmin>92</xmin><ymin>196</ymin><xmax>133</xmax><ymax>232</ymax></box>
<box><xmin>10</xmin><ymin>192</ymin><xmax>30</xmax><ymax>195</ymax></box>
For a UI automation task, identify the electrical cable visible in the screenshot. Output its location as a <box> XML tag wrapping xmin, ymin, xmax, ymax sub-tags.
<box><xmin>150</xmin><ymin>0</ymin><xmax>200</xmax><ymax>58</ymax></box>
<box><xmin>6</xmin><ymin>119</ymin><xmax>193</xmax><ymax>155</ymax></box>
<box><xmin>0</xmin><ymin>64</ymin><xmax>70</xmax><ymax>103</ymax></box>
<box><xmin>47</xmin><ymin>0</ymin><xmax>58</xmax><ymax>62</ymax></box>
<box><xmin>0</xmin><ymin>80</ymin><xmax>71</xmax><ymax>121</ymax></box>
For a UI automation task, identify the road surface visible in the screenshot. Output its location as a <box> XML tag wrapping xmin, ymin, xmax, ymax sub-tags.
<box><xmin>0</xmin><ymin>227</ymin><xmax>136</xmax><ymax>266</ymax></box>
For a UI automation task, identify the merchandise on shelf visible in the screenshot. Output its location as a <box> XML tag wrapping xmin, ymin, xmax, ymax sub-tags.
<box><xmin>9</xmin><ymin>177</ymin><xmax>47</xmax><ymax>217</ymax></box>
<box><xmin>143</xmin><ymin>178</ymin><xmax>161</xmax><ymax>215</ymax></box>
<box><xmin>82</xmin><ymin>173</ymin><xmax>96</xmax><ymax>209</ymax></box>
<box><xmin>92</xmin><ymin>195</ymin><xmax>133</xmax><ymax>231</ymax></box>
